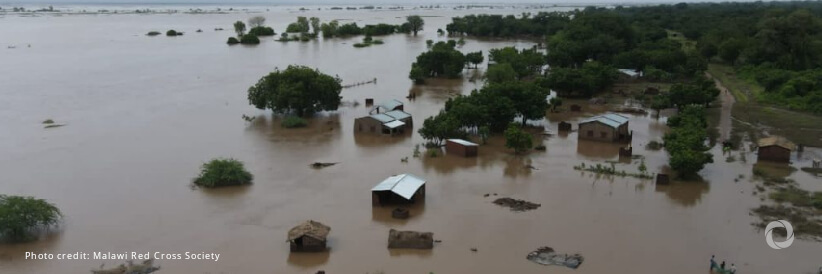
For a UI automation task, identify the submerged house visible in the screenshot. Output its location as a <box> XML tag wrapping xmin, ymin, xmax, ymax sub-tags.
<box><xmin>371</xmin><ymin>174</ymin><xmax>426</xmax><ymax>206</ymax></box>
<box><xmin>354</xmin><ymin>110</ymin><xmax>413</xmax><ymax>135</ymax></box>
<box><xmin>578</xmin><ymin>113</ymin><xmax>631</xmax><ymax>143</ymax></box>
<box><xmin>446</xmin><ymin>139</ymin><xmax>478</xmax><ymax>157</ymax></box>
<box><xmin>757</xmin><ymin>136</ymin><xmax>795</xmax><ymax>163</ymax></box>
<box><xmin>287</xmin><ymin>220</ymin><xmax>330</xmax><ymax>252</ymax></box>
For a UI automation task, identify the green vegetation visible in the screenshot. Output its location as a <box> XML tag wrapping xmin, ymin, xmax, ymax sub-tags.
<box><xmin>504</xmin><ymin>123</ymin><xmax>532</xmax><ymax>154</ymax></box>
<box><xmin>240</xmin><ymin>34</ymin><xmax>260</xmax><ymax>45</ymax></box>
<box><xmin>353</xmin><ymin>35</ymin><xmax>384</xmax><ymax>48</ymax></box>
<box><xmin>227</xmin><ymin>37</ymin><xmax>239</xmax><ymax>45</ymax></box>
<box><xmin>573</xmin><ymin>162</ymin><xmax>654</xmax><ymax>180</ymax></box>
<box><xmin>409</xmin><ymin>41</ymin><xmax>466</xmax><ymax>82</ymax></box>
<box><xmin>146</xmin><ymin>31</ymin><xmax>160</xmax><ymax>36</ymax></box>
<box><xmin>247</xmin><ymin>65</ymin><xmax>342</xmax><ymax>116</ymax></box>
<box><xmin>166</xmin><ymin>30</ymin><xmax>180</xmax><ymax>36</ymax></box>
<box><xmin>651</xmin><ymin>78</ymin><xmax>720</xmax><ymax>109</ymax></box>
<box><xmin>543</xmin><ymin>61</ymin><xmax>618</xmax><ymax>98</ymax></box>
<box><xmin>447</xmin><ymin>12</ymin><xmax>570</xmax><ymax>37</ymax></box>
<box><xmin>233</xmin><ymin>21</ymin><xmax>246</xmax><ymax>37</ymax></box>
<box><xmin>488</xmin><ymin>47</ymin><xmax>546</xmax><ymax>79</ymax></box>
<box><xmin>248</xmin><ymin>26</ymin><xmax>275</xmax><ymax>36</ymax></box>
<box><xmin>281</xmin><ymin>116</ymin><xmax>308</xmax><ymax>128</ymax></box>
<box><xmin>286</xmin><ymin>17</ymin><xmax>310</xmax><ymax>33</ymax></box>
<box><xmin>41</xmin><ymin>119</ymin><xmax>54</xmax><ymax>124</ymax></box>
<box><xmin>465</xmin><ymin>51</ymin><xmax>483</xmax><ymax>69</ymax></box>
<box><xmin>193</xmin><ymin>158</ymin><xmax>253</xmax><ymax>188</ymax></box>
<box><xmin>406</xmin><ymin>15</ymin><xmax>424</xmax><ymax>36</ymax></box>
<box><xmin>0</xmin><ymin>195</ymin><xmax>62</xmax><ymax>242</ymax></box>
<box><xmin>664</xmin><ymin>105</ymin><xmax>713</xmax><ymax>178</ymax></box>
<box><xmin>485</xmin><ymin>63</ymin><xmax>517</xmax><ymax>84</ymax></box>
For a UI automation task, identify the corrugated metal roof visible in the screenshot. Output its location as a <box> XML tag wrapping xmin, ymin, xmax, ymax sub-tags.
<box><xmin>384</xmin><ymin>120</ymin><xmax>406</xmax><ymax>129</ymax></box>
<box><xmin>369</xmin><ymin>113</ymin><xmax>395</xmax><ymax>123</ymax></box>
<box><xmin>619</xmin><ymin>69</ymin><xmax>640</xmax><ymax>77</ymax></box>
<box><xmin>758</xmin><ymin>136</ymin><xmax>796</xmax><ymax>150</ymax></box>
<box><xmin>377</xmin><ymin>99</ymin><xmax>404</xmax><ymax>111</ymax></box>
<box><xmin>384</xmin><ymin>110</ymin><xmax>411</xmax><ymax>120</ymax></box>
<box><xmin>371</xmin><ymin>174</ymin><xmax>426</xmax><ymax>200</ymax></box>
<box><xmin>447</xmin><ymin>139</ymin><xmax>478</xmax><ymax>146</ymax></box>
<box><xmin>579</xmin><ymin>113</ymin><xmax>629</xmax><ymax>129</ymax></box>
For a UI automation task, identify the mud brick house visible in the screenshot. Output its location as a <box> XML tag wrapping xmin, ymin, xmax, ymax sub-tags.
<box><xmin>578</xmin><ymin>113</ymin><xmax>631</xmax><ymax>143</ymax></box>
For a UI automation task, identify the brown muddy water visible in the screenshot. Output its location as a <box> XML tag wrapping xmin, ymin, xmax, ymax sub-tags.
<box><xmin>1</xmin><ymin>5</ymin><xmax>821</xmax><ymax>274</ymax></box>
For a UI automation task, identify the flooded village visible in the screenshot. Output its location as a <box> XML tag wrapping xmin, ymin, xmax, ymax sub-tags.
<box><xmin>1</xmin><ymin>2</ymin><xmax>822</xmax><ymax>274</ymax></box>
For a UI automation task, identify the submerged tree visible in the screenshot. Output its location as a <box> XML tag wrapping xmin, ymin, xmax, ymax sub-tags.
<box><xmin>248</xmin><ymin>16</ymin><xmax>266</xmax><ymax>28</ymax></box>
<box><xmin>504</xmin><ymin>123</ymin><xmax>533</xmax><ymax>154</ymax></box>
<box><xmin>233</xmin><ymin>21</ymin><xmax>246</xmax><ymax>37</ymax></box>
<box><xmin>0</xmin><ymin>195</ymin><xmax>62</xmax><ymax>242</ymax></box>
<box><xmin>406</xmin><ymin>15</ymin><xmax>424</xmax><ymax>36</ymax></box>
<box><xmin>247</xmin><ymin>65</ymin><xmax>342</xmax><ymax>116</ymax></box>
<box><xmin>193</xmin><ymin>158</ymin><xmax>253</xmax><ymax>187</ymax></box>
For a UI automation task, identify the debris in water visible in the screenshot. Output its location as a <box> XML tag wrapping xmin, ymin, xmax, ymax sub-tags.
<box><xmin>44</xmin><ymin>124</ymin><xmax>65</xmax><ymax>129</ymax></box>
<box><xmin>470</xmin><ymin>247</ymin><xmax>478</xmax><ymax>252</ymax></box>
<box><xmin>92</xmin><ymin>259</ymin><xmax>160</xmax><ymax>274</ymax></box>
<box><xmin>483</xmin><ymin>193</ymin><xmax>490</xmax><ymax>197</ymax></box>
<box><xmin>42</xmin><ymin>119</ymin><xmax>54</xmax><ymax>124</ymax></box>
<box><xmin>387</xmin><ymin>229</ymin><xmax>433</xmax><ymax>249</ymax></box>
<box><xmin>310</xmin><ymin>162</ymin><xmax>338</xmax><ymax>169</ymax></box>
<box><xmin>526</xmin><ymin>247</ymin><xmax>584</xmax><ymax>269</ymax></box>
<box><xmin>493</xmin><ymin>197</ymin><xmax>541</xmax><ymax>212</ymax></box>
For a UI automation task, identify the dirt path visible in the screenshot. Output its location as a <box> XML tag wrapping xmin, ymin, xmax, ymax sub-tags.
<box><xmin>706</xmin><ymin>71</ymin><xmax>736</xmax><ymax>142</ymax></box>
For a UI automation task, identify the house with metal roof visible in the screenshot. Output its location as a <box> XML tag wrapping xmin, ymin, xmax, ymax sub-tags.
<box><xmin>757</xmin><ymin>136</ymin><xmax>795</xmax><ymax>163</ymax></box>
<box><xmin>371</xmin><ymin>174</ymin><xmax>426</xmax><ymax>206</ymax></box>
<box><xmin>354</xmin><ymin>109</ymin><xmax>413</xmax><ymax>135</ymax></box>
<box><xmin>446</xmin><ymin>139</ymin><xmax>478</xmax><ymax>157</ymax></box>
<box><xmin>369</xmin><ymin>99</ymin><xmax>404</xmax><ymax>114</ymax></box>
<box><xmin>578</xmin><ymin>113</ymin><xmax>631</xmax><ymax>142</ymax></box>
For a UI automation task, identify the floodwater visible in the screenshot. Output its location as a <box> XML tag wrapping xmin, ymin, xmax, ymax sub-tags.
<box><xmin>1</xmin><ymin>5</ymin><xmax>821</xmax><ymax>274</ymax></box>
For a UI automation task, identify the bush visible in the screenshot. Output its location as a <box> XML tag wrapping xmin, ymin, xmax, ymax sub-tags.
<box><xmin>371</xmin><ymin>40</ymin><xmax>384</xmax><ymax>45</ymax></box>
<box><xmin>353</xmin><ymin>43</ymin><xmax>370</xmax><ymax>48</ymax></box>
<box><xmin>248</xmin><ymin>26</ymin><xmax>275</xmax><ymax>36</ymax></box>
<box><xmin>193</xmin><ymin>158</ymin><xmax>253</xmax><ymax>187</ymax></box>
<box><xmin>281</xmin><ymin>116</ymin><xmax>308</xmax><ymax>128</ymax></box>
<box><xmin>0</xmin><ymin>195</ymin><xmax>62</xmax><ymax>242</ymax></box>
<box><xmin>227</xmin><ymin>37</ymin><xmax>239</xmax><ymax>45</ymax></box>
<box><xmin>166</xmin><ymin>30</ymin><xmax>179</xmax><ymax>36</ymax></box>
<box><xmin>504</xmin><ymin>123</ymin><xmax>532</xmax><ymax>154</ymax></box>
<box><xmin>240</xmin><ymin>34</ymin><xmax>260</xmax><ymax>44</ymax></box>
<box><xmin>146</xmin><ymin>31</ymin><xmax>161</xmax><ymax>36</ymax></box>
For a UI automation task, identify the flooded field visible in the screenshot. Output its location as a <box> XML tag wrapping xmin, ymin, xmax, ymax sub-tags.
<box><xmin>1</xmin><ymin>5</ymin><xmax>821</xmax><ymax>274</ymax></box>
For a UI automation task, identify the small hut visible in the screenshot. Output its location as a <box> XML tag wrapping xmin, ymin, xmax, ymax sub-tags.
<box><xmin>757</xmin><ymin>136</ymin><xmax>795</xmax><ymax>163</ymax></box>
<box><xmin>288</xmin><ymin>220</ymin><xmax>331</xmax><ymax>252</ymax></box>
<box><xmin>558</xmin><ymin>121</ymin><xmax>572</xmax><ymax>132</ymax></box>
<box><xmin>372</xmin><ymin>174</ymin><xmax>426</xmax><ymax>206</ymax></box>
<box><xmin>446</xmin><ymin>139</ymin><xmax>478</xmax><ymax>157</ymax></box>
<box><xmin>387</xmin><ymin>229</ymin><xmax>434</xmax><ymax>249</ymax></box>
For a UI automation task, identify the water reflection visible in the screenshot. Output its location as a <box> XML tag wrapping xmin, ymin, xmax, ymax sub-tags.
<box><xmin>353</xmin><ymin>130</ymin><xmax>412</xmax><ymax>148</ymax></box>
<box><xmin>388</xmin><ymin>248</ymin><xmax>433</xmax><ymax>258</ymax></box>
<box><xmin>420</xmin><ymin>150</ymin><xmax>485</xmax><ymax>174</ymax></box>
<box><xmin>752</xmin><ymin>162</ymin><xmax>796</xmax><ymax>178</ymax></box>
<box><xmin>246</xmin><ymin>113</ymin><xmax>342</xmax><ymax>144</ymax></box>
<box><xmin>655</xmin><ymin>177</ymin><xmax>710</xmax><ymax>207</ymax></box>
<box><xmin>576</xmin><ymin>139</ymin><xmax>622</xmax><ymax>160</ymax></box>
<box><xmin>286</xmin><ymin>250</ymin><xmax>330</xmax><ymax>268</ymax></box>
<box><xmin>371</xmin><ymin>202</ymin><xmax>426</xmax><ymax>225</ymax></box>
<box><xmin>502</xmin><ymin>155</ymin><xmax>534</xmax><ymax>178</ymax></box>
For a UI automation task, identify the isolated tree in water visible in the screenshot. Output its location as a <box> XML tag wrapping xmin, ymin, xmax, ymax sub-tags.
<box><xmin>247</xmin><ymin>65</ymin><xmax>342</xmax><ymax>116</ymax></box>
<box><xmin>406</xmin><ymin>15</ymin><xmax>424</xmax><ymax>36</ymax></box>
<box><xmin>233</xmin><ymin>21</ymin><xmax>246</xmax><ymax>37</ymax></box>
<box><xmin>0</xmin><ymin>195</ymin><xmax>62</xmax><ymax>242</ymax></box>
<box><xmin>504</xmin><ymin>123</ymin><xmax>532</xmax><ymax>154</ymax></box>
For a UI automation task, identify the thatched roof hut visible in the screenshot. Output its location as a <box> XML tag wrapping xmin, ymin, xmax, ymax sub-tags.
<box><xmin>288</xmin><ymin>220</ymin><xmax>331</xmax><ymax>252</ymax></box>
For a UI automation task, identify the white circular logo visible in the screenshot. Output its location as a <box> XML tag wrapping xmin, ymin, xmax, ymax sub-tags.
<box><xmin>765</xmin><ymin>220</ymin><xmax>794</xmax><ymax>249</ymax></box>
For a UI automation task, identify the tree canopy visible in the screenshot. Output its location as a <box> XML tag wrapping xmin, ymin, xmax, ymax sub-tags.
<box><xmin>409</xmin><ymin>41</ymin><xmax>466</xmax><ymax>82</ymax></box>
<box><xmin>0</xmin><ymin>195</ymin><xmax>62</xmax><ymax>242</ymax></box>
<box><xmin>406</xmin><ymin>15</ymin><xmax>424</xmax><ymax>36</ymax></box>
<box><xmin>663</xmin><ymin>105</ymin><xmax>713</xmax><ymax>177</ymax></box>
<box><xmin>247</xmin><ymin>65</ymin><xmax>342</xmax><ymax>116</ymax></box>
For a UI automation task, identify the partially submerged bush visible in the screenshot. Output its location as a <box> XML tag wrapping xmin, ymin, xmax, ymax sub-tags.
<box><xmin>353</xmin><ymin>43</ymin><xmax>370</xmax><ymax>48</ymax></box>
<box><xmin>193</xmin><ymin>158</ymin><xmax>253</xmax><ymax>187</ymax></box>
<box><xmin>227</xmin><ymin>37</ymin><xmax>240</xmax><ymax>45</ymax></box>
<box><xmin>281</xmin><ymin>116</ymin><xmax>308</xmax><ymax>128</ymax></box>
<box><xmin>240</xmin><ymin>34</ymin><xmax>260</xmax><ymax>44</ymax></box>
<box><xmin>146</xmin><ymin>31</ymin><xmax>161</xmax><ymax>36</ymax></box>
<box><xmin>0</xmin><ymin>195</ymin><xmax>62</xmax><ymax>242</ymax></box>
<box><xmin>166</xmin><ymin>30</ymin><xmax>180</xmax><ymax>36</ymax></box>
<box><xmin>248</xmin><ymin>26</ymin><xmax>275</xmax><ymax>36</ymax></box>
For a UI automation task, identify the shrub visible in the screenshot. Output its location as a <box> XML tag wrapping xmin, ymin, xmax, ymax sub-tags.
<box><xmin>353</xmin><ymin>43</ymin><xmax>370</xmax><ymax>48</ymax></box>
<box><xmin>146</xmin><ymin>31</ymin><xmax>161</xmax><ymax>36</ymax></box>
<box><xmin>281</xmin><ymin>116</ymin><xmax>308</xmax><ymax>128</ymax></box>
<box><xmin>240</xmin><ymin>34</ymin><xmax>260</xmax><ymax>44</ymax></box>
<box><xmin>166</xmin><ymin>30</ymin><xmax>179</xmax><ymax>36</ymax></box>
<box><xmin>227</xmin><ymin>37</ymin><xmax>239</xmax><ymax>45</ymax></box>
<box><xmin>193</xmin><ymin>158</ymin><xmax>253</xmax><ymax>187</ymax></box>
<box><xmin>248</xmin><ymin>26</ymin><xmax>275</xmax><ymax>36</ymax></box>
<box><xmin>371</xmin><ymin>40</ymin><xmax>384</xmax><ymax>45</ymax></box>
<box><xmin>504</xmin><ymin>123</ymin><xmax>532</xmax><ymax>154</ymax></box>
<box><xmin>0</xmin><ymin>195</ymin><xmax>62</xmax><ymax>242</ymax></box>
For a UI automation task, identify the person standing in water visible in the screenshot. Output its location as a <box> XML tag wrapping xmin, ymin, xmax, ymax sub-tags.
<box><xmin>730</xmin><ymin>263</ymin><xmax>737</xmax><ymax>274</ymax></box>
<box><xmin>721</xmin><ymin>261</ymin><xmax>726</xmax><ymax>271</ymax></box>
<box><xmin>710</xmin><ymin>255</ymin><xmax>717</xmax><ymax>271</ymax></box>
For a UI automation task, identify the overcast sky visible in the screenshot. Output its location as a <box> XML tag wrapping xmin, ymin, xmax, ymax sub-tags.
<box><xmin>0</xmin><ymin>0</ymin><xmax>767</xmax><ymax>5</ymax></box>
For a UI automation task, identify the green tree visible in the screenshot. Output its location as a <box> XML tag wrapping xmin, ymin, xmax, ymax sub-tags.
<box><xmin>233</xmin><ymin>21</ymin><xmax>246</xmax><ymax>37</ymax></box>
<box><xmin>504</xmin><ymin>123</ymin><xmax>533</xmax><ymax>154</ymax></box>
<box><xmin>418</xmin><ymin>112</ymin><xmax>465</xmax><ymax>146</ymax></box>
<box><xmin>409</xmin><ymin>65</ymin><xmax>426</xmax><ymax>84</ymax></box>
<box><xmin>406</xmin><ymin>15</ymin><xmax>424</xmax><ymax>36</ymax></box>
<box><xmin>483</xmin><ymin>82</ymin><xmax>549</xmax><ymax>126</ymax></box>
<box><xmin>549</xmin><ymin>97</ymin><xmax>563</xmax><ymax>112</ymax></box>
<box><xmin>310</xmin><ymin>17</ymin><xmax>321</xmax><ymax>34</ymax></box>
<box><xmin>465</xmin><ymin>51</ymin><xmax>484</xmax><ymax>69</ymax></box>
<box><xmin>410</xmin><ymin>41</ymin><xmax>466</xmax><ymax>80</ymax></box>
<box><xmin>247</xmin><ymin>65</ymin><xmax>342</xmax><ymax>116</ymax></box>
<box><xmin>320</xmin><ymin>20</ymin><xmax>340</xmax><ymax>37</ymax></box>
<box><xmin>0</xmin><ymin>195</ymin><xmax>62</xmax><ymax>242</ymax></box>
<box><xmin>718</xmin><ymin>38</ymin><xmax>744</xmax><ymax>64</ymax></box>
<box><xmin>663</xmin><ymin>105</ymin><xmax>713</xmax><ymax>178</ymax></box>
<box><xmin>286</xmin><ymin>17</ymin><xmax>310</xmax><ymax>33</ymax></box>
<box><xmin>485</xmin><ymin>63</ymin><xmax>517</xmax><ymax>84</ymax></box>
